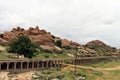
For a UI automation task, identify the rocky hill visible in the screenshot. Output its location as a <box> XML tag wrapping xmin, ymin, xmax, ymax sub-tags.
<box><xmin>85</xmin><ymin>40</ymin><xmax>117</xmax><ymax>53</ymax></box>
<box><xmin>0</xmin><ymin>26</ymin><xmax>82</xmax><ymax>53</ymax></box>
<box><xmin>0</xmin><ymin>26</ymin><xmax>117</xmax><ymax>56</ymax></box>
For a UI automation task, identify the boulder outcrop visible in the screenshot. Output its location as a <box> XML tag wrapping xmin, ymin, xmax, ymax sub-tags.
<box><xmin>0</xmin><ymin>26</ymin><xmax>84</xmax><ymax>53</ymax></box>
<box><xmin>61</xmin><ymin>39</ymin><xmax>70</xmax><ymax>47</ymax></box>
<box><xmin>85</xmin><ymin>40</ymin><xmax>116</xmax><ymax>52</ymax></box>
<box><xmin>40</xmin><ymin>45</ymin><xmax>63</xmax><ymax>53</ymax></box>
<box><xmin>40</xmin><ymin>45</ymin><xmax>54</xmax><ymax>53</ymax></box>
<box><xmin>54</xmin><ymin>46</ymin><xmax>63</xmax><ymax>53</ymax></box>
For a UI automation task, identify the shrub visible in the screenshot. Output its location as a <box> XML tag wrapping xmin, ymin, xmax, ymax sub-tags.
<box><xmin>8</xmin><ymin>35</ymin><xmax>37</xmax><ymax>58</ymax></box>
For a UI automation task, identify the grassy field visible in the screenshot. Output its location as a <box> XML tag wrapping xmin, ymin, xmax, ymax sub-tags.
<box><xmin>32</xmin><ymin>51</ymin><xmax>71</xmax><ymax>60</ymax></box>
<box><xmin>0</xmin><ymin>45</ymin><xmax>73</xmax><ymax>60</ymax></box>
<box><xmin>31</xmin><ymin>60</ymin><xmax>120</xmax><ymax>80</ymax></box>
<box><xmin>85</xmin><ymin>60</ymin><xmax>120</xmax><ymax>68</ymax></box>
<box><xmin>0</xmin><ymin>50</ymin><xmax>72</xmax><ymax>60</ymax></box>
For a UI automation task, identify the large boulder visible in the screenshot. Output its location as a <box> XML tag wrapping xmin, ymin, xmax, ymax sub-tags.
<box><xmin>0</xmin><ymin>46</ymin><xmax>5</xmax><ymax>51</ymax></box>
<box><xmin>40</xmin><ymin>45</ymin><xmax>54</xmax><ymax>52</ymax></box>
<box><xmin>0</xmin><ymin>38</ymin><xmax>7</xmax><ymax>43</ymax></box>
<box><xmin>11</xmin><ymin>27</ymin><xmax>25</xmax><ymax>32</ymax></box>
<box><xmin>29</xmin><ymin>26</ymin><xmax>40</xmax><ymax>35</ymax></box>
<box><xmin>0</xmin><ymin>38</ymin><xmax>8</xmax><ymax>45</ymax></box>
<box><xmin>54</xmin><ymin>37</ymin><xmax>61</xmax><ymax>42</ymax></box>
<box><xmin>40</xmin><ymin>45</ymin><xmax>63</xmax><ymax>53</ymax></box>
<box><xmin>30</xmin><ymin>35</ymin><xmax>54</xmax><ymax>45</ymax></box>
<box><xmin>54</xmin><ymin>46</ymin><xmax>63</xmax><ymax>53</ymax></box>
<box><xmin>61</xmin><ymin>39</ymin><xmax>70</xmax><ymax>47</ymax></box>
<box><xmin>2</xmin><ymin>31</ymin><xmax>16</xmax><ymax>42</ymax></box>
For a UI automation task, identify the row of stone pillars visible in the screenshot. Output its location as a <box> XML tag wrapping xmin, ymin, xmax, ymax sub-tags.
<box><xmin>0</xmin><ymin>60</ymin><xmax>63</xmax><ymax>71</ymax></box>
<box><xmin>0</xmin><ymin>57</ymin><xmax>117</xmax><ymax>71</ymax></box>
<box><xmin>71</xmin><ymin>57</ymin><xmax>113</xmax><ymax>65</ymax></box>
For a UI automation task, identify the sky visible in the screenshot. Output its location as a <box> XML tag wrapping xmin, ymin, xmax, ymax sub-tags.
<box><xmin>0</xmin><ymin>0</ymin><xmax>120</xmax><ymax>48</ymax></box>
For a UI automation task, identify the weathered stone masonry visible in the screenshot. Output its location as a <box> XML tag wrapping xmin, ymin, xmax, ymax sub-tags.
<box><xmin>0</xmin><ymin>56</ymin><xmax>117</xmax><ymax>71</ymax></box>
<box><xmin>0</xmin><ymin>59</ymin><xmax>63</xmax><ymax>71</ymax></box>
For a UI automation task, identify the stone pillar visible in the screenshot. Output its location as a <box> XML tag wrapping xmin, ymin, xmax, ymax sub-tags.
<box><xmin>76</xmin><ymin>59</ymin><xmax>77</xmax><ymax>65</ymax></box>
<box><xmin>32</xmin><ymin>61</ymin><xmax>34</xmax><ymax>70</ymax></box>
<box><xmin>37</xmin><ymin>62</ymin><xmax>39</xmax><ymax>69</ymax></box>
<box><xmin>50</xmin><ymin>61</ymin><xmax>53</xmax><ymax>68</ymax></box>
<box><xmin>54</xmin><ymin>61</ymin><xmax>56</xmax><ymax>68</ymax></box>
<box><xmin>85</xmin><ymin>58</ymin><xmax>87</xmax><ymax>64</ymax></box>
<box><xmin>42</xmin><ymin>61</ymin><xmax>44</xmax><ymax>69</ymax></box>
<box><xmin>39</xmin><ymin>61</ymin><xmax>42</xmax><ymax>69</ymax></box>
<box><xmin>79</xmin><ymin>59</ymin><xmax>81</xmax><ymax>65</ymax></box>
<box><xmin>27</xmin><ymin>62</ymin><xmax>29</xmax><ymax>70</ymax></box>
<box><xmin>14</xmin><ymin>62</ymin><xmax>16</xmax><ymax>70</ymax></box>
<box><xmin>56</xmin><ymin>60</ymin><xmax>58</xmax><ymax>67</ymax></box>
<box><xmin>43</xmin><ymin>61</ymin><xmax>45</xmax><ymax>68</ymax></box>
<box><xmin>79</xmin><ymin>59</ymin><xmax>81</xmax><ymax>64</ymax></box>
<box><xmin>60</xmin><ymin>60</ymin><xmax>62</xmax><ymax>67</ymax></box>
<box><xmin>46</xmin><ymin>61</ymin><xmax>48</xmax><ymax>68</ymax></box>
<box><xmin>58</xmin><ymin>60</ymin><xmax>60</xmax><ymax>68</ymax></box>
<box><xmin>62</xmin><ymin>60</ymin><xmax>64</xmax><ymax>67</ymax></box>
<box><xmin>78</xmin><ymin>59</ymin><xmax>80</xmax><ymax>64</ymax></box>
<box><xmin>7</xmin><ymin>63</ymin><xmax>9</xmax><ymax>71</ymax></box>
<box><xmin>21</xmin><ymin>62</ymin><xmax>23</xmax><ymax>70</ymax></box>
<box><xmin>80</xmin><ymin>59</ymin><xmax>82</xmax><ymax>64</ymax></box>
<box><xmin>82</xmin><ymin>59</ymin><xmax>84</xmax><ymax>65</ymax></box>
<box><xmin>88</xmin><ymin>59</ymin><xmax>90</xmax><ymax>63</ymax></box>
<box><xmin>72</xmin><ymin>59</ymin><xmax>74</xmax><ymax>64</ymax></box>
<box><xmin>77</xmin><ymin>59</ymin><xmax>78</xmax><ymax>64</ymax></box>
<box><xmin>59</xmin><ymin>60</ymin><xmax>62</xmax><ymax>67</ymax></box>
<box><xmin>84</xmin><ymin>59</ymin><xmax>87</xmax><ymax>64</ymax></box>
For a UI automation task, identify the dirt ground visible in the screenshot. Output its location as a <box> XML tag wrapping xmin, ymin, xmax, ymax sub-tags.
<box><xmin>0</xmin><ymin>71</ymin><xmax>35</xmax><ymax>80</ymax></box>
<box><xmin>68</xmin><ymin>64</ymin><xmax>120</xmax><ymax>71</ymax></box>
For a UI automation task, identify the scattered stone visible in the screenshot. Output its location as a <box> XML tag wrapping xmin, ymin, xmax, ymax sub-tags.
<box><xmin>52</xmin><ymin>78</ymin><xmax>60</xmax><ymax>80</ymax></box>
<box><xmin>77</xmin><ymin>76</ymin><xmax>86</xmax><ymax>80</ymax></box>
<box><xmin>32</xmin><ymin>74</ymin><xmax>40</xmax><ymax>79</ymax></box>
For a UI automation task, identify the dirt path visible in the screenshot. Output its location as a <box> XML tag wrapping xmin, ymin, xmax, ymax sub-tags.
<box><xmin>0</xmin><ymin>72</ymin><xmax>9</xmax><ymax>80</ymax></box>
<box><xmin>68</xmin><ymin>64</ymin><xmax>120</xmax><ymax>71</ymax></box>
<box><xmin>11</xmin><ymin>71</ymin><xmax>35</xmax><ymax>80</ymax></box>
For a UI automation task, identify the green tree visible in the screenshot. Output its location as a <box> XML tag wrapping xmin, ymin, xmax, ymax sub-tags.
<box><xmin>8</xmin><ymin>35</ymin><xmax>37</xmax><ymax>58</ymax></box>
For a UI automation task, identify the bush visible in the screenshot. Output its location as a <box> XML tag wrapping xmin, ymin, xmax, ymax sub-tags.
<box><xmin>44</xmin><ymin>55</ymin><xmax>49</xmax><ymax>58</ymax></box>
<box><xmin>8</xmin><ymin>35</ymin><xmax>37</xmax><ymax>58</ymax></box>
<box><xmin>55</xmin><ymin>40</ymin><xmax>61</xmax><ymax>48</ymax></box>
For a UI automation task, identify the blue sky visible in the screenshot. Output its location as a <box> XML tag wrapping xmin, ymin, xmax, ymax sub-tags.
<box><xmin>0</xmin><ymin>0</ymin><xmax>120</xmax><ymax>48</ymax></box>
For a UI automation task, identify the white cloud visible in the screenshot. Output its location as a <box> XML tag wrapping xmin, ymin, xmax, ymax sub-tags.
<box><xmin>0</xmin><ymin>0</ymin><xmax>120</xmax><ymax>48</ymax></box>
